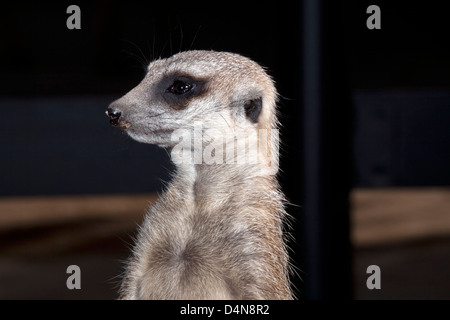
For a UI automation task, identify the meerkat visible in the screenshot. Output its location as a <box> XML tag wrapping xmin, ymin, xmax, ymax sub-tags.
<box><xmin>106</xmin><ymin>50</ymin><xmax>293</xmax><ymax>300</ymax></box>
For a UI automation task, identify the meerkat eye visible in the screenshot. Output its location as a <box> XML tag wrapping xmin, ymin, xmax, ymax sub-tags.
<box><xmin>160</xmin><ymin>74</ymin><xmax>206</xmax><ymax>109</ymax></box>
<box><xmin>167</xmin><ymin>80</ymin><xmax>193</xmax><ymax>95</ymax></box>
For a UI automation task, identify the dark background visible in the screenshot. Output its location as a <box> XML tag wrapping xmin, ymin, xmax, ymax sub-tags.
<box><xmin>0</xmin><ymin>0</ymin><xmax>449</xmax><ymax>300</ymax></box>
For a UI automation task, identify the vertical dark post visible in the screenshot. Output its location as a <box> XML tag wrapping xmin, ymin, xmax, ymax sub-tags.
<box><xmin>302</xmin><ymin>0</ymin><xmax>324</xmax><ymax>300</ymax></box>
<box><xmin>301</xmin><ymin>0</ymin><xmax>353</xmax><ymax>299</ymax></box>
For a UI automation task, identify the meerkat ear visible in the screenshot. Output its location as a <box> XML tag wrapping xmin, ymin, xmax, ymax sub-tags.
<box><xmin>243</xmin><ymin>97</ymin><xmax>262</xmax><ymax>123</ymax></box>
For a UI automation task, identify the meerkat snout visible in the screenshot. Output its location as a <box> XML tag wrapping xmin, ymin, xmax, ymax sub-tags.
<box><xmin>106</xmin><ymin>107</ymin><xmax>121</xmax><ymax>126</ymax></box>
<box><xmin>106</xmin><ymin>106</ymin><xmax>131</xmax><ymax>129</ymax></box>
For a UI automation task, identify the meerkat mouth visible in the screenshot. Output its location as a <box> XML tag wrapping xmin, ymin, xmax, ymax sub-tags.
<box><xmin>110</xmin><ymin>119</ymin><xmax>131</xmax><ymax>130</ymax></box>
<box><xmin>117</xmin><ymin>122</ymin><xmax>131</xmax><ymax>130</ymax></box>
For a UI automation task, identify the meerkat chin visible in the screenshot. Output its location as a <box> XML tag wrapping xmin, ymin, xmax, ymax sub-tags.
<box><xmin>106</xmin><ymin>50</ymin><xmax>293</xmax><ymax>300</ymax></box>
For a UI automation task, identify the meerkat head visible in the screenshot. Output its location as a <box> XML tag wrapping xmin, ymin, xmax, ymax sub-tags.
<box><xmin>107</xmin><ymin>50</ymin><xmax>279</xmax><ymax>172</ymax></box>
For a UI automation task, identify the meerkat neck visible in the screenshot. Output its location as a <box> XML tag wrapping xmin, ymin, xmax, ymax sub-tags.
<box><xmin>169</xmin><ymin>154</ymin><xmax>279</xmax><ymax>218</ymax></box>
<box><xmin>169</xmin><ymin>124</ymin><xmax>279</xmax><ymax>194</ymax></box>
<box><xmin>172</xmin><ymin>142</ymin><xmax>276</xmax><ymax>184</ymax></box>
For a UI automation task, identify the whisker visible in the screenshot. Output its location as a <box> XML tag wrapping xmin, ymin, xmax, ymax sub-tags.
<box><xmin>176</xmin><ymin>16</ymin><xmax>184</xmax><ymax>53</ymax></box>
<box><xmin>189</xmin><ymin>25</ymin><xmax>202</xmax><ymax>51</ymax></box>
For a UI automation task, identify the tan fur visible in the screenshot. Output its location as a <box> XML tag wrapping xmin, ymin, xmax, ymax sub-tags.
<box><xmin>107</xmin><ymin>50</ymin><xmax>293</xmax><ymax>299</ymax></box>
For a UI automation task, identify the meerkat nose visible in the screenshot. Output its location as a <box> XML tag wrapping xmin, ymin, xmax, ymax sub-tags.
<box><xmin>106</xmin><ymin>107</ymin><xmax>122</xmax><ymax>126</ymax></box>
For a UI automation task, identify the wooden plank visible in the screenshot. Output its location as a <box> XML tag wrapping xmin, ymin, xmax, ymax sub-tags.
<box><xmin>352</xmin><ymin>188</ymin><xmax>450</xmax><ymax>246</ymax></box>
<box><xmin>1</xmin><ymin>189</ymin><xmax>449</xmax><ymax>249</ymax></box>
<box><xmin>0</xmin><ymin>194</ymin><xmax>157</xmax><ymax>229</ymax></box>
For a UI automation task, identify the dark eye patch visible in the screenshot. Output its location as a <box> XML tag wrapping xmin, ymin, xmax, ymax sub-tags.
<box><xmin>167</xmin><ymin>80</ymin><xmax>193</xmax><ymax>95</ymax></box>
<box><xmin>158</xmin><ymin>73</ymin><xmax>208</xmax><ymax>110</ymax></box>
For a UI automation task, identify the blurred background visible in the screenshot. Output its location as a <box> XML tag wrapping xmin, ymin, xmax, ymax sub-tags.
<box><xmin>0</xmin><ymin>0</ymin><xmax>449</xmax><ymax>299</ymax></box>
